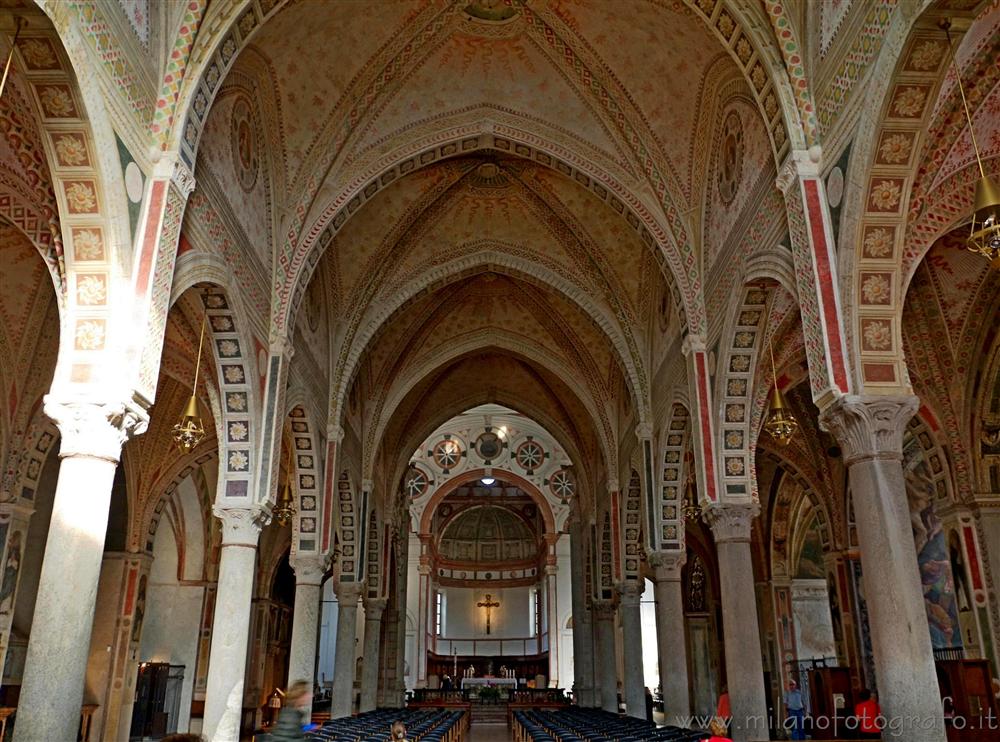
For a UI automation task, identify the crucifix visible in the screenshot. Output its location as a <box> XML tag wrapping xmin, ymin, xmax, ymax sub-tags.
<box><xmin>477</xmin><ymin>593</ymin><xmax>500</xmax><ymax>635</ymax></box>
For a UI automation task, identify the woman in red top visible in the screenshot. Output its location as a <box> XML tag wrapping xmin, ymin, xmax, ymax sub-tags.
<box><xmin>702</xmin><ymin>717</ymin><xmax>733</xmax><ymax>742</ymax></box>
<box><xmin>854</xmin><ymin>689</ymin><xmax>882</xmax><ymax>739</ymax></box>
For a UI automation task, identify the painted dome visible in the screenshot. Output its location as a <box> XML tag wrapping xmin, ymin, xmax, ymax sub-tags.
<box><xmin>439</xmin><ymin>505</ymin><xmax>535</xmax><ymax>563</ymax></box>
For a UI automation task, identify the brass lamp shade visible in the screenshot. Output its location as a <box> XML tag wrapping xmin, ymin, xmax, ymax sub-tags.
<box><xmin>968</xmin><ymin>174</ymin><xmax>1000</xmax><ymax>261</ymax></box>
<box><xmin>763</xmin><ymin>386</ymin><xmax>798</xmax><ymax>446</ymax></box>
<box><xmin>273</xmin><ymin>482</ymin><xmax>296</xmax><ymax>526</ymax></box>
<box><xmin>172</xmin><ymin>395</ymin><xmax>206</xmax><ymax>453</ymax></box>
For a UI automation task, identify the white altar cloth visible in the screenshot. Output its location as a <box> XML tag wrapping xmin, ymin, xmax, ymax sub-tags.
<box><xmin>461</xmin><ymin>677</ymin><xmax>519</xmax><ymax>689</ymax></box>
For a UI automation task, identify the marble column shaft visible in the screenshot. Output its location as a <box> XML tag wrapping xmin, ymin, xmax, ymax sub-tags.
<box><xmin>14</xmin><ymin>400</ymin><xmax>143</xmax><ymax>742</ymax></box>
<box><xmin>545</xmin><ymin>563</ymin><xmax>559</xmax><ymax>687</ymax></box>
<box><xmin>202</xmin><ymin>507</ymin><xmax>267</xmax><ymax>742</ymax></box>
<box><xmin>415</xmin><ymin>558</ymin><xmax>431</xmax><ymax>687</ymax></box>
<box><xmin>706</xmin><ymin>504</ymin><xmax>769</xmax><ymax>742</ymax></box>
<box><xmin>821</xmin><ymin>396</ymin><xmax>945</xmax><ymax>742</ymax></box>
<box><xmin>568</xmin><ymin>521</ymin><xmax>596</xmax><ymax>706</ymax></box>
<box><xmin>288</xmin><ymin>557</ymin><xmax>326</xmax><ymax>716</ymax></box>
<box><xmin>331</xmin><ymin>581</ymin><xmax>363</xmax><ymax>718</ymax></box>
<box><xmin>359</xmin><ymin>598</ymin><xmax>387</xmax><ymax>712</ymax></box>
<box><xmin>593</xmin><ymin>601</ymin><xmax>619</xmax><ymax>714</ymax></box>
<box><xmin>619</xmin><ymin>583</ymin><xmax>646</xmax><ymax>719</ymax></box>
<box><xmin>650</xmin><ymin>552</ymin><xmax>691</xmax><ymax>724</ymax></box>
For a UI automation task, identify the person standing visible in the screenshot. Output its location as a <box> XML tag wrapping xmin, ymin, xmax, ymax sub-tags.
<box><xmin>267</xmin><ymin>681</ymin><xmax>312</xmax><ymax>741</ymax></box>
<box><xmin>783</xmin><ymin>679</ymin><xmax>806</xmax><ymax>740</ymax></box>
<box><xmin>854</xmin><ymin>689</ymin><xmax>882</xmax><ymax>739</ymax></box>
<box><xmin>716</xmin><ymin>685</ymin><xmax>731</xmax><ymax>722</ymax></box>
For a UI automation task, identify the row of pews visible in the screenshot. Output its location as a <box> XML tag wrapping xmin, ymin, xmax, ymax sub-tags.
<box><xmin>512</xmin><ymin>708</ymin><xmax>707</xmax><ymax>742</ymax></box>
<box><xmin>310</xmin><ymin>708</ymin><xmax>468</xmax><ymax>742</ymax></box>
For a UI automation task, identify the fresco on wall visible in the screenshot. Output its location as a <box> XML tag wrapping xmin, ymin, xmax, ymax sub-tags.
<box><xmin>902</xmin><ymin>433</ymin><xmax>961</xmax><ymax>649</ymax></box>
<box><xmin>794</xmin><ymin>516</ymin><xmax>826</xmax><ymax>580</ymax></box>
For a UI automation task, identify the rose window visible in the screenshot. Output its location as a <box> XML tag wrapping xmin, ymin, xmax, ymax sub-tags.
<box><xmin>549</xmin><ymin>468</ymin><xmax>574</xmax><ymax>501</ymax></box>
<box><xmin>405</xmin><ymin>467</ymin><xmax>429</xmax><ymax>499</ymax></box>
<box><xmin>515</xmin><ymin>440</ymin><xmax>544</xmax><ymax>471</ymax></box>
<box><xmin>432</xmin><ymin>438</ymin><xmax>463</xmax><ymax>470</ymax></box>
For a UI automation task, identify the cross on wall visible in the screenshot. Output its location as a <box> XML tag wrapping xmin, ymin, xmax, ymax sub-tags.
<box><xmin>477</xmin><ymin>593</ymin><xmax>500</xmax><ymax>635</ymax></box>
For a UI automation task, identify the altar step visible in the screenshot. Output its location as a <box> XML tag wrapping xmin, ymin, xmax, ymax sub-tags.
<box><xmin>470</xmin><ymin>704</ymin><xmax>508</xmax><ymax>725</ymax></box>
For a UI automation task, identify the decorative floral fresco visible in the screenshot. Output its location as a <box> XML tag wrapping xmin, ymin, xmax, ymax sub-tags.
<box><xmin>704</xmin><ymin>99</ymin><xmax>775</xmax><ymax>273</ymax></box>
<box><xmin>117</xmin><ymin>0</ymin><xmax>150</xmax><ymax>45</ymax></box>
<box><xmin>902</xmin><ymin>432</ymin><xmax>962</xmax><ymax>649</ymax></box>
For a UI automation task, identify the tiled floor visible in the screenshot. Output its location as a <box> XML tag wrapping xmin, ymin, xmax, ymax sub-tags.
<box><xmin>468</xmin><ymin>722</ymin><xmax>514</xmax><ymax>741</ymax></box>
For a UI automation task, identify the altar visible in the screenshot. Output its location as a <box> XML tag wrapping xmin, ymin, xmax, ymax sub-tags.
<box><xmin>461</xmin><ymin>677</ymin><xmax>519</xmax><ymax>690</ymax></box>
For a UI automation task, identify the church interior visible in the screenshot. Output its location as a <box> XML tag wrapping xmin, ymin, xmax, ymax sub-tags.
<box><xmin>0</xmin><ymin>1</ymin><xmax>997</xmax><ymax>741</ymax></box>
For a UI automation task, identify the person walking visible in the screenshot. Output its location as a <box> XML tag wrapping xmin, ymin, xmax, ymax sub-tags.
<box><xmin>783</xmin><ymin>679</ymin><xmax>806</xmax><ymax>740</ymax></box>
<box><xmin>267</xmin><ymin>680</ymin><xmax>312</xmax><ymax>741</ymax></box>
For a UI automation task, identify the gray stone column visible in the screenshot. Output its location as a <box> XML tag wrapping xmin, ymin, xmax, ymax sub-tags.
<box><xmin>972</xmin><ymin>496</ymin><xmax>1000</xmax><ymax>669</ymax></box>
<box><xmin>593</xmin><ymin>600</ymin><xmax>619</xmax><ymax>714</ymax></box>
<box><xmin>331</xmin><ymin>581</ymin><xmax>363</xmax><ymax>718</ymax></box>
<box><xmin>619</xmin><ymin>582</ymin><xmax>645</xmax><ymax>718</ymax></box>
<box><xmin>14</xmin><ymin>400</ymin><xmax>144</xmax><ymax>742</ymax></box>
<box><xmin>544</xmin><ymin>561</ymin><xmax>559</xmax><ymax>687</ymax></box>
<box><xmin>705</xmin><ymin>504</ymin><xmax>768</xmax><ymax>742</ymax></box>
<box><xmin>202</xmin><ymin>507</ymin><xmax>268</xmax><ymax>742</ymax></box>
<box><xmin>415</xmin><ymin>548</ymin><xmax>431</xmax><ymax>687</ymax></box>
<box><xmin>649</xmin><ymin>552</ymin><xmax>690</xmax><ymax>724</ymax></box>
<box><xmin>359</xmin><ymin>597</ymin><xmax>387</xmax><ymax>712</ymax></box>
<box><xmin>821</xmin><ymin>396</ymin><xmax>945</xmax><ymax>742</ymax></box>
<box><xmin>288</xmin><ymin>556</ymin><xmax>326</xmax><ymax>714</ymax></box>
<box><xmin>569</xmin><ymin>520</ymin><xmax>596</xmax><ymax>706</ymax></box>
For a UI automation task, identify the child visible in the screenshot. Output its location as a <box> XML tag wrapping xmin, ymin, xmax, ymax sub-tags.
<box><xmin>390</xmin><ymin>720</ymin><xmax>408</xmax><ymax>741</ymax></box>
<box><xmin>702</xmin><ymin>716</ymin><xmax>733</xmax><ymax>742</ymax></box>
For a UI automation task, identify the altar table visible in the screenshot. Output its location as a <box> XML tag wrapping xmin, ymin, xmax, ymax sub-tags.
<box><xmin>461</xmin><ymin>677</ymin><xmax>519</xmax><ymax>690</ymax></box>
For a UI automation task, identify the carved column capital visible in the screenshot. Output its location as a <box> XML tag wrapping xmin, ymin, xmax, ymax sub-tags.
<box><xmin>592</xmin><ymin>600</ymin><xmax>618</xmax><ymax>620</ymax></box>
<box><xmin>171</xmin><ymin>157</ymin><xmax>196</xmax><ymax>197</ymax></box>
<box><xmin>213</xmin><ymin>506</ymin><xmax>269</xmax><ymax>547</ymax></box>
<box><xmin>44</xmin><ymin>396</ymin><xmax>148</xmax><ymax>462</ymax></box>
<box><xmin>681</xmin><ymin>334</ymin><xmax>707</xmax><ymax>357</ymax></box>
<box><xmin>819</xmin><ymin>394</ymin><xmax>919</xmax><ymax>465</ymax></box>
<box><xmin>290</xmin><ymin>555</ymin><xmax>328</xmax><ymax>586</ymax></box>
<box><xmin>635</xmin><ymin>422</ymin><xmax>653</xmax><ymax>440</ymax></box>
<box><xmin>648</xmin><ymin>551</ymin><xmax>686</xmax><ymax>582</ymax></box>
<box><xmin>363</xmin><ymin>597</ymin><xmax>388</xmax><ymax>620</ymax></box>
<box><xmin>333</xmin><ymin>580</ymin><xmax>364</xmax><ymax>604</ymax></box>
<box><xmin>618</xmin><ymin>581</ymin><xmax>643</xmax><ymax>606</ymax></box>
<box><xmin>704</xmin><ymin>502</ymin><xmax>759</xmax><ymax>544</ymax></box>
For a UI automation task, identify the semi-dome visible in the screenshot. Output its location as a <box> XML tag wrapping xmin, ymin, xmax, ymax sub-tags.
<box><xmin>438</xmin><ymin>505</ymin><xmax>536</xmax><ymax>563</ymax></box>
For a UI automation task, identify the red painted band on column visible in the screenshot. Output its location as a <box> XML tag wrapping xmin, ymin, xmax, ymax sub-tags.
<box><xmin>322</xmin><ymin>440</ymin><xmax>336</xmax><ymax>553</ymax></box>
<box><xmin>134</xmin><ymin>179</ymin><xmax>167</xmax><ymax>298</ymax></box>
<box><xmin>802</xmin><ymin>179</ymin><xmax>849</xmax><ymax>392</ymax></box>
<box><xmin>124</xmin><ymin>565</ymin><xmax>138</xmax><ymax>615</ymax></box>
<box><xmin>610</xmin><ymin>490</ymin><xmax>622</xmax><ymax>580</ymax></box>
<box><xmin>695</xmin><ymin>352</ymin><xmax>717</xmax><ymax>501</ymax></box>
<box><xmin>962</xmin><ymin>525</ymin><xmax>983</xmax><ymax>591</ymax></box>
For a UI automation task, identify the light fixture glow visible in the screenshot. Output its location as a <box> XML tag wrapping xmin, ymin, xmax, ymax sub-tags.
<box><xmin>480</xmin><ymin>477</ymin><xmax>496</xmax><ymax>486</ymax></box>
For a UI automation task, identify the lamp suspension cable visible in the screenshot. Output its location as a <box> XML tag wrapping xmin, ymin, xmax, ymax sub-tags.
<box><xmin>0</xmin><ymin>17</ymin><xmax>25</xmax><ymax>101</ymax></box>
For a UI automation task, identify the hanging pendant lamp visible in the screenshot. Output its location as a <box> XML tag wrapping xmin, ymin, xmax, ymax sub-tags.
<box><xmin>763</xmin><ymin>331</ymin><xmax>797</xmax><ymax>446</ymax></box>
<box><xmin>943</xmin><ymin>20</ymin><xmax>1000</xmax><ymax>261</ymax></box>
<box><xmin>172</xmin><ymin>310</ymin><xmax>208</xmax><ymax>453</ymax></box>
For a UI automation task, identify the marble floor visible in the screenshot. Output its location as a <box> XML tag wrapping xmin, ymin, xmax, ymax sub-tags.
<box><xmin>469</xmin><ymin>722</ymin><xmax>514</xmax><ymax>741</ymax></box>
